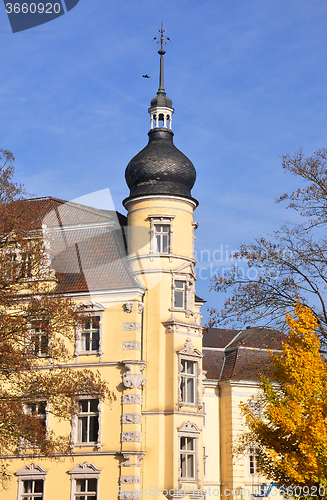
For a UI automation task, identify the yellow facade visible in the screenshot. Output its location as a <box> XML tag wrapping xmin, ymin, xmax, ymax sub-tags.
<box><xmin>1</xmin><ymin>44</ymin><xmax>278</xmax><ymax>500</ymax></box>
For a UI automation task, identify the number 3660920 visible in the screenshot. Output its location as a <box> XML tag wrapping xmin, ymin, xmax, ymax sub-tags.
<box><xmin>5</xmin><ymin>3</ymin><xmax>61</xmax><ymax>13</ymax></box>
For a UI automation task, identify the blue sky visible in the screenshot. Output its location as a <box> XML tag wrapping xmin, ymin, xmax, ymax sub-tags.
<box><xmin>1</xmin><ymin>0</ymin><xmax>327</xmax><ymax>322</ymax></box>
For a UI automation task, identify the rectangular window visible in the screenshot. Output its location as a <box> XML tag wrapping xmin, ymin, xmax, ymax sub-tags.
<box><xmin>154</xmin><ymin>224</ymin><xmax>170</xmax><ymax>253</ymax></box>
<box><xmin>180</xmin><ymin>360</ymin><xmax>195</xmax><ymax>404</ymax></box>
<box><xmin>26</xmin><ymin>402</ymin><xmax>47</xmax><ymax>433</ymax></box>
<box><xmin>31</xmin><ymin>326</ymin><xmax>49</xmax><ymax>357</ymax></box>
<box><xmin>75</xmin><ymin>478</ymin><xmax>97</xmax><ymax>500</ymax></box>
<box><xmin>21</xmin><ymin>252</ymin><xmax>34</xmax><ymax>278</ymax></box>
<box><xmin>80</xmin><ymin>317</ymin><xmax>100</xmax><ymax>353</ymax></box>
<box><xmin>174</xmin><ymin>280</ymin><xmax>186</xmax><ymax>309</ymax></box>
<box><xmin>249</xmin><ymin>447</ymin><xmax>259</xmax><ymax>475</ymax></box>
<box><xmin>77</xmin><ymin>399</ymin><xmax>99</xmax><ymax>444</ymax></box>
<box><xmin>21</xmin><ymin>479</ymin><xmax>44</xmax><ymax>500</ymax></box>
<box><xmin>180</xmin><ymin>437</ymin><xmax>195</xmax><ymax>478</ymax></box>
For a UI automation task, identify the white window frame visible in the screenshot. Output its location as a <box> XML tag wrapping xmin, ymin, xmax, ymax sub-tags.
<box><xmin>249</xmin><ymin>446</ymin><xmax>260</xmax><ymax>475</ymax></box>
<box><xmin>171</xmin><ymin>275</ymin><xmax>194</xmax><ymax>316</ymax></box>
<box><xmin>80</xmin><ymin>316</ymin><xmax>101</xmax><ymax>354</ymax></box>
<box><xmin>149</xmin><ymin>215</ymin><xmax>175</xmax><ymax>260</ymax></box>
<box><xmin>18</xmin><ymin>401</ymin><xmax>49</xmax><ymax>450</ymax></box>
<box><xmin>75</xmin><ymin>302</ymin><xmax>105</xmax><ymax>361</ymax></box>
<box><xmin>71</xmin><ymin>397</ymin><xmax>102</xmax><ymax>451</ymax></box>
<box><xmin>15</xmin><ymin>464</ymin><xmax>48</xmax><ymax>500</ymax></box>
<box><xmin>178</xmin><ymin>422</ymin><xmax>201</xmax><ymax>489</ymax></box>
<box><xmin>25</xmin><ymin>401</ymin><xmax>48</xmax><ymax>433</ymax></box>
<box><xmin>177</xmin><ymin>338</ymin><xmax>203</xmax><ymax>410</ymax></box>
<box><xmin>247</xmin><ymin>400</ymin><xmax>262</xmax><ymax>420</ymax></box>
<box><xmin>29</xmin><ymin>324</ymin><xmax>50</xmax><ymax>358</ymax></box>
<box><xmin>68</xmin><ymin>462</ymin><xmax>101</xmax><ymax>500</ymax></box>
<box><xmin>180</xmin><ymin>359</ymin><xmax>196</xmax><ymax>404</ymax></box>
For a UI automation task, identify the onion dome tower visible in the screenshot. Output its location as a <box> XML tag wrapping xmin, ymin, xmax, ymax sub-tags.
<box><xmin>123</xmin><ymin>23</ymin><xmax>197</xmax><ymax>206</ymax></box>
<box><xmin>121</xmin><ymin>25</ymin><xmax>203</xmax><ymax>498</ymax></box>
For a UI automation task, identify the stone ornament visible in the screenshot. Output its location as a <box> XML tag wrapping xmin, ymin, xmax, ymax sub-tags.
<box><xmin>121</xmin><ymin>452</ymin><xmax>145</xmax><ymax>468</ymax></box>
<box><xmin>120</xmin><ymin>475</ymin><xmax>141</xmax><ymax>484</ymax></box>
<box><xmin>123</xmin><ymin>363</ymin><xmax>146</xmax><ymax>389</ymax></box>
<box><xmin>121</xmin><ymin>431</ymin><xmax>142</xmax><ymax>442</ymax></box>
<box><xmin>124</xmin><ymin>302</ymin><xmax>134</xmax><ymax>313</ymax></box>
<box><xmin>122</xmin><ymin>413</ymin><xmax>142</xmax><ymax>424</ymax></box>
<box><xmin>119</xmin><ymin>491</ymin><xmax>141</xmax><ymax>499</ymax></box>
<box><xmin>68</xmin><ymin>461</ymin><xmax>101</xmax><ymax>473</ymax></box>
<box><xmin>122</xmin><ymin>394</ymin><xmax>142</xmax><ymax>405</ymax></box>
<box><xmin>137</xmin><ymin>302</ymin><xmax>144</xmax><ymax>314</ymax></box>
<box><xmin>123</xmin><ymin>342</ymin><xmax>141</xmax><ymax>351</ymax></box>
<box><xmin>123</xmin><ymin>322</ymin><xmax>141</xmax><ymax>331</ymax></box>
<box><xmin>15</xmin><ymin>463</ymin><xmax>48</xmax><ymax>477</ymax></box>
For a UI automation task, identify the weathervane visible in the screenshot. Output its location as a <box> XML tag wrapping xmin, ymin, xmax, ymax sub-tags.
<box><xmin>152</xmin><ymin>20</ymin><xmax>170</xmax><ymax>94</ymax></box>
<box><xmin>153</xmin><ymin>19</ymin><xmax>171</xmax><ymax>53</ymax></box>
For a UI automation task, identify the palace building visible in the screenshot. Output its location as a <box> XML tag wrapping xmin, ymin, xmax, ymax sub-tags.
<box><xmin>1</xmin><ymin>27</ymin><xmax>281</xmax><ymax>500</ymax></box>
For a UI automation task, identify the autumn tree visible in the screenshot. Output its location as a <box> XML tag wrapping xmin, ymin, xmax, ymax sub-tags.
<box><xmin>0</xmin><ymin>150</ymin><xmax>114</xmax><ymax>484</ymax></box>
<box><xmin>239</xmin><ymin>303</ymin><xmax>327</xmax><ymax>497</ymax></box>
<box><xmin>209</xmin><ymin>149</ymin><xmax>327</xmax><ymax>344</ymax></box>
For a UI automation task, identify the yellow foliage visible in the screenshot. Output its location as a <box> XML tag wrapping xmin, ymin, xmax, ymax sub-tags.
<box><xmin>241</xmin><ymin>303</ymin><xmax>327</xmax><ymax>491</ymax></box>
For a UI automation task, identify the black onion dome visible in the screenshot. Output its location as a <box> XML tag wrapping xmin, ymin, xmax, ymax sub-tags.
<box><xmin>124</xmin><ymin>128</ymin><xmax>197</xmax><ymax>204</ymax></box>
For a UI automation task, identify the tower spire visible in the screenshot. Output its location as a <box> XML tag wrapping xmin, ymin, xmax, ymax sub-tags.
<box><xmin>154</xmin><ymin>19</ymin><xmax>170</xmax><ymax>94</ymax></box>
<box><xmin>149</xmin><ymin>21</ymin><xmax>173</xmax><ymax>130</ymax></box>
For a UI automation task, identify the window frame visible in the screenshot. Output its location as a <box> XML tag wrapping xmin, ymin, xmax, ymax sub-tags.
<box><xmin>180</xmin><ymin>359</ymin><xmax>196</xmax><ymax>404</ymax></box>
<box><xmin>178</xmin><ymin>421</ymin><xmax>201</xmax><ymax>489</ymax></box>
<box><xmin>15</xmin><ymin>464</ymin><xmax>48</xmax><ymax>500</ymax></box>
<box><xmin>177</xmin><ymin>338</ymin><xmax>203</xmax><ymax>410</ymax></box>
<box><xmin>75</xmin><ymin>302</ymin><xmax>105</xmax><ymax>361</ymax></box>
<box><xmin>68</xmin><ymin>462</ymin><xmax>101</xmax><ymax>500</ymax></box>
<box><xmin>149</xmin><ymin>215</ymin><xmax>175</xmax><ymax>260</ymax></box>
<box><xmin>19</xmin><ymin>401</ymin><xmax>49</xmax><ymax>450</ymax></box>
<box><xmin>25</xmin><ymin>401</ymin><xmax>48</xmax><ymax>434</ymax></box>
<box><xmin>25</xmin><ymin>319</ymin><xmax>50</xmax><ymax>359</ymax></box>
<box><xmin>79</xmin><ymin>316</ymin><xmax>101</xmax><ymax>354</ymax></box>
<box><xmin>71</xmin><ymin>397</ymin><xmax>102</xmax><ymax>451</ymax></box>
<box><xmin>171</xmin><ymin>275</ymin><xmax>194</xmax><ymax>317</ymax></box>
<box><xmin>249</xmin><ymin>446</ymin><xmax>260</xmax><ymax>475</ymax></box>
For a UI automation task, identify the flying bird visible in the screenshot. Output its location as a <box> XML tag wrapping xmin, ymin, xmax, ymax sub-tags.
<box><xmin>142</xmin><ymin>74</ymin><xmax>150</xmax><ymax>78</ymax></box>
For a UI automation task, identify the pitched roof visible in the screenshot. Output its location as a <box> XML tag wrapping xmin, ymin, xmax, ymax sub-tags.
<box><xmin>24</xmin><ymin>197</ymin><xmax>142</xmax><ymax>294</ymax></box>
<box><xmin>203</xmin><ymin>327</ymin><xmax>284</xmax><ymax>382</ymax></box>
<box><xmin>52</xmin><ymin>227</ymin><xmax>140</xmax><ymax>293</ymax></box>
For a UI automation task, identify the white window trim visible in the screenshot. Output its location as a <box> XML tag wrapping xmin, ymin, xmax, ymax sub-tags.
<box><xmin>68</xmin><ymin>462</ymin><xmax>101</xmax><ymax>500</ymax></box>
<box><xmin>248</xmin><ymin>446</ymin><xmax>260</xmax><ymax>476</ymax></box>
<box><xmin>178</xmin><ymin>421</ymin><xmax>201</xmax><ymax>490</ymax></box>
<box><xmin>71</xmin><ymin>397</ymin><xmax>102</xmax><ymax>452</ymax></box>
<box><xmin>171</xmin><ymin>275</ymin><xmax>194</xmax><ymax>317</ymax></box>
<box><xmin>203</xmin><ymin>401</ymin><xmax>207</xmax><ymax>428</ymax></box>
<box><xmin>75</xmin><ymin>302</ymin><xmax>105</xmax><ymax>362</ymax></box>
<box><xmin>25</xmin><ymin>321</ymin><xmax>51</xmax><ymax>359</ymax></box>
<box><xmin>149</xmin><ymin>215</ymin><xmax>175</xmax><ymax>261</ymax></box>
<box><xmin>15</xmin><ymin>463</ymin><xmax>48</xmax><ymax>500</ymax></box>
<box><xmin>177</xmin><ymin>338</ymin><xmax>203</xmax><ymax>410</ymax></box>
<box><xmin>18</xmin><ymin>401</ymin><xmax>50</xmax><ymax>452</ymax></box>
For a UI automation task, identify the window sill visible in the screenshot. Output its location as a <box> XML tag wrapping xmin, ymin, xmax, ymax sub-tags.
<box><xmin>74</xmin><ymin>442</ymin><xmax>100</xmax><ymax>447</ymax></box>
<box><xmin>77</xmin><ymin>351</ymin><xmax>100</xmax><ymax>356</ymax></box>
